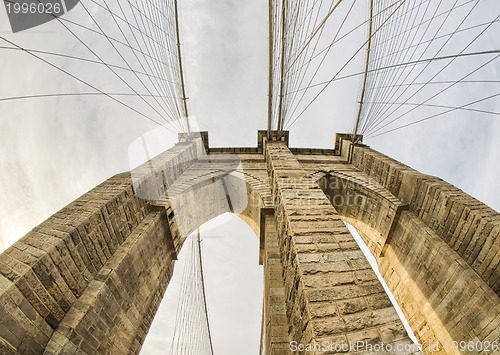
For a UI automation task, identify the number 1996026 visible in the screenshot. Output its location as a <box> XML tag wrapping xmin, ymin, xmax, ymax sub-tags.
<box><xmin>5</xmin><ymin>2</ymin><xmax>62</xmax><ymax>15</ymax></box>
<box><xmin>444</xmin><ymin>341</ymin><xmax>498</xmax><ymax>352</ymax></box>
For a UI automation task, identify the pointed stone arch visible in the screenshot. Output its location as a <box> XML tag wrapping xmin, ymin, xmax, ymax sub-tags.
<box><xmin>311</xmin><ymin>151</ymin><xmax>500</xmax><ymax>352</ymax></box>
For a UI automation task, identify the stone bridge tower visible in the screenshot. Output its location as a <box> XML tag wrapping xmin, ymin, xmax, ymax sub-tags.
<box><xmin>0</xmin><ymin>131</ymin><xmax>498</xmax><ymax>354</ymax></box>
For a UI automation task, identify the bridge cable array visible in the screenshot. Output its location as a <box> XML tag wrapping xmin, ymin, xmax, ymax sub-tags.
<box><xmin>0</xmin><ymin>0</ymin><xmax>191</xmax><ymax>134</ymax></box>
<box><xmin>266</xmin><ymin>0</ymin><xmax>500</xmax><ymax>139</ymax></box>
<box><xmin>1</xmin><ymin>1</ymin><xmax>498</xmax><ymax>140</ymax></box>
<box><xmin>169</xmin><ymin>230</ymin><xmax>215</xmax><ymax>355</ymax></box>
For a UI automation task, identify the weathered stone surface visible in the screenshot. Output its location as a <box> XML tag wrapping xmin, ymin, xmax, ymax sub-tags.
<box><xmin>262</xmin><ymin>210</ymin><xmax>290</xmax><ymax>354</ymax></box>
<box><xmin>43</xmin><ymin>210</ymin><xmax>176</xmax><ymax>354</ymax></box>
<box><xmin>0</xmin><ymin>173</ymin><xmax>150</xmax><ymax>353</ymax></box>
<box><xmin>347</xmin><ymin>138</ymin><xmax>500</xmax><ymax>295</ymax></box>
<box><xmin>265</xmin><ymin>140</ymin><xmax>416</xmax><ymax>352</ymax></box>
<box><xmin>0</xmin><ymin>132</ymin><xmax>497</xmax><ymax>354</ymax></box>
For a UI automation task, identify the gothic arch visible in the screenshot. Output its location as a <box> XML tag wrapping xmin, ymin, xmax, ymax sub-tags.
<box><xmin>313</xmin><ymin>168</ymin><xmax>500</xmax><ymax>352</ymax></box>
<box><xmin>314</xmin><ymin>170</ymin><xmax>403</xmax><ymax>258</ymax></box>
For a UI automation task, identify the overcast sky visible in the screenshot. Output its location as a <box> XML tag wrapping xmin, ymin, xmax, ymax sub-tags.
<box><xmin>0</xmin><ymin>0</ymin><xmax>499</xmax><ymax>354</ymax></box>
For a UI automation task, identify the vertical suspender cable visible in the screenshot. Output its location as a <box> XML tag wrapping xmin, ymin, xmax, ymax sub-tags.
<box><xmin>174</xmin><ymin>0</ymin><xmax>191</xmax><ymax>135</ymax></box>
<box><xmin>353</xmin><ymin>0</ymin><xmax>374</xmax><ymax>142</ymax></box>
<box><xmin>197</xmin><ymin>229</ymin><xmax>215</xmax><ymax>355</ymax></box>
<box><xmin>267</xmin><ymin>0</ymin><xmax>274</xmax><ymax>138</ymax></box>
<box><xmin>277</xmin><ymin>0</ymin><xmax>287</xmax><ymax>133</ymax></box>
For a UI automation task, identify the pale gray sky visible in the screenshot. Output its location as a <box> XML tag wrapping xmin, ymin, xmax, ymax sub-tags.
<box><xmin>140</xmin><ymin>214</ymin><xmax>263</xmax><ymax>354</ymax></box>
<box><xmin>0</xmin><ymin>0</ymin><xmax>499</xmax><ymax>354</ymax></box>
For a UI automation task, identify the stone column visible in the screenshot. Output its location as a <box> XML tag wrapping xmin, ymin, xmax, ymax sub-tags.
<box><xmin>262</xmin><ymin>209</ymin><xmax>290</xmax><ymax>354</ymax></box>
<box><xmin>265</xmin><ymin>140</ymin><xmax>418</xmax><ymax>353</ymax></box>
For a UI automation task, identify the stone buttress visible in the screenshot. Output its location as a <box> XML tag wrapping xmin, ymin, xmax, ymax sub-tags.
<box><xmin>0</xmin><ymin>131</ymin><xmax>497</xmax><ymax>354</ymax></box>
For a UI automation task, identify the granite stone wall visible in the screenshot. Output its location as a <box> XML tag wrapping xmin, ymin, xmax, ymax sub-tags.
<box><xmin>0</xmin><ymin>132</ymin><xmax>497</xmax><ymax>354</ymax></box>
